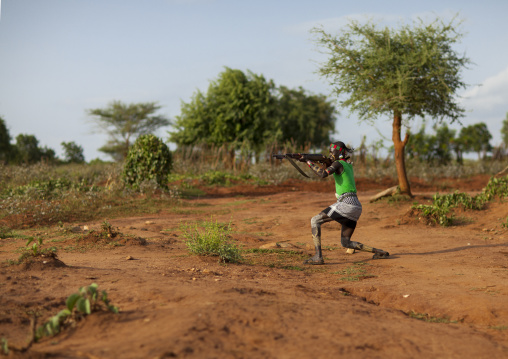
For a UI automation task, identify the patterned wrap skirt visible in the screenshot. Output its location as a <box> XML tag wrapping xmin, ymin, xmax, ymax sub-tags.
<box><xmin>324</xmin><ymin>192</ymin><xmax>362</xmax><ymax>222</ymax></box>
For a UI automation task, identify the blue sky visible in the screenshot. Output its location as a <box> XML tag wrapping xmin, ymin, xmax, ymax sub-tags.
<box><xmin>1</xmin><ymin>0</ymin><xmax>507</xmax><ymax>161</ymax></box>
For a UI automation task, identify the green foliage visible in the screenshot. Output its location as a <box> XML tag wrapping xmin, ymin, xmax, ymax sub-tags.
<box><xmin>501</xmin><ymin>113</ymin><xmax>508</xmax><ymax>147</ymax></box>
<box><xmin>169</xmin><ymin>67</ymin><xmax>337</xmax><ymax>157</ymax></box>
<box><xmin>312</xmin><ymin>16</ymin><xmax>471</xmax><ymax>123</ymax></box>
<box><xmin>122</xmin><ymin>134</ymin><xmax>172</xmax><ymax>190</ymax></box>
<box><xmin>458</xmin><ymin>122</ymin><xmax>493</xmax><ymax>159</ymax></box>
<box><xmin>1</xmin><ymin>337</ymin><xmax>8</xmax><ymax>355</ymax></box>
<box><xmin>17</xmin><ymin>237</ymin><xmax>58</xmax><ymax>263</ymax></box>
<box><xmin>482</xmin><ymin>175</ymin><xmax>508</xmax><ymax>200</ymax></box>
<box><xmin>11</xmin><ymin>134</ymin><xmax>56</xmax><ymax>165</ymax></box>
<box><xmin>433</xmin><ymin>191</ymin><xmax>487</xmax><ymax>210</ymax></box>
<box><xmin>411</xmin><ymin>204</ymin><xmax>453</xmax><ymax>226</ymax></box>
<box><xmin>35</xmin><ymin>283</ymin><xmax>118</xmax><ymax>341</ymax></box>
<box><xmin>181</xmin><ymin>218</ymin><xmax>242</xmax><ymax>263</ymax></box>
<box><xmin>0</xmin><ymin>116</ymin><xmax>12</xmax><ymax>163</ymax></box>
<box><xmin>272</xmin><ymin>86</ymin><xmax>336</xmax><ymax>148</ymax></box>
<box><xmin>87</xmin><ymin>101</ymin><xmax>170</xmax><ymax>161</ymax></box>
<box><xmin>313</xmin><ymin>15</ymin><xmax>471</xmax><ymax>194</ymax></box>
<box><xmin>170</xmin><ymin>68</ymin><xmax>275</xmax><ymax>153</ymax></box>
<box><xmin>61</xmin><ymin>141</ymin><xmax>85</xmax><ymax>164</ymax></box>
<box><xmin>0</xmin><ymin>225</ymin><xmax>14</xmax><ymax>239</ymax></box>
<box><xmin>411</xmin><ymin>175</ymin><xmax>507</xmax><ymax>226</ymax></box>
<box><xmin>407</xmin><ymin>123</ymin><xmax>457</xmax><ymax>163</ymax></box>
<box><xmin>333</xmin><ymin>262</ymin><xmax>372</xmax><ymax>281</ymax></box>
<box><xmin>408</xmin><ymin>311</ymin><xmax>457</xmax><ymax>323</ymax></box>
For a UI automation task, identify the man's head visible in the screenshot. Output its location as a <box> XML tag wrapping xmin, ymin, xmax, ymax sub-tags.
<box><xmin>329</xmin><ymin>141</ymin><xmax>352</xmax><ymax>161</ymax></box>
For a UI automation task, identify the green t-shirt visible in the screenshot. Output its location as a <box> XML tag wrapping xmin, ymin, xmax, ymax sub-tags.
<box><xmin>332</xmin><ymin>160</ymin><xmax>357</xmax><ymax>196</ymax></box>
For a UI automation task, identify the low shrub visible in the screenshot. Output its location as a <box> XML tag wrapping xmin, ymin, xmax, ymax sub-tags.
<box><xmin>181</xmin><ymin>219</ymin><xmax>242</xmax><ymax>263</ymax></box>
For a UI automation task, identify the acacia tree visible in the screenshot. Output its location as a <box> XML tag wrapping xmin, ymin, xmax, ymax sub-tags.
<box><xmin>87</xmin><ymin>101</ymin><xmax>170</xmax><ymax>161</ymax></box>
<box><xmin>313</xmin><ymin>16</ymin><xmax>471</xmax><ymax>196</ymax></box>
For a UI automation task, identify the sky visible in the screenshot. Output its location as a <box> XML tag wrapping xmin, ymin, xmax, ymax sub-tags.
<box><xmin>0</xmin><ymin>0</ymin><xmax>507</xmax><ymax>161</ymax></box>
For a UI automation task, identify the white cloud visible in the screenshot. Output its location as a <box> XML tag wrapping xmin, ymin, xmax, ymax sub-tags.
<box><xmin>461</xmin><ymin>65</ymin><xmax>508</xmax><ymax>111</ymax></box>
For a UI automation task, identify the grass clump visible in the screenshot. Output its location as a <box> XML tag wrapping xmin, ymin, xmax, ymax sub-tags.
<box><xmin>333</xmin><ymin>262</ymin><xmax>373</xmax><ymax>281</ymax></box>
<box><xmin>181</xmin><ymin>218</ymin><xmax>242</xmax><ymax>263</ymax></box>
<box><xmin>408</xmin><ymin>311</ymin><xmax>458</xmax><ymax>324</ymax></box>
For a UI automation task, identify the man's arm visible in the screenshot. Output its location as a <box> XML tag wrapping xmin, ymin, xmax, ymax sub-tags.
<box><xmin>307</xmin><ymin>160</ymin><xmax>344</xmax><ymax>178</ymax></box>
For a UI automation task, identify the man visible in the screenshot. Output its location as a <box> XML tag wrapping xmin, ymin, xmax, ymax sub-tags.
<box><xmin>303</xmin><ymin>141</ymin><xmax>389</xmax><ymax>265</ymax></box>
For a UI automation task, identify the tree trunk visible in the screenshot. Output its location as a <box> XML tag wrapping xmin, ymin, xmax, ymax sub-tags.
<box><xmin>392</xmin><ymin>111</ymin><xmax>412</xmax><ymax>197</ymax></box>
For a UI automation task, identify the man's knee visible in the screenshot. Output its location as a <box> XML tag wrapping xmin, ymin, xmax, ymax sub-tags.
<box><xmin>311</xmin><ymin>213</ymin><xmax>326</xmax><ymax>228</ymax></box>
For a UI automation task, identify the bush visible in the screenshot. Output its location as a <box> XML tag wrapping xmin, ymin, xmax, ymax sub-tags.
<box><xmin>122</xmin><ymin>135</ymin><xmax>172</xmax><ymax>190</ymax></box>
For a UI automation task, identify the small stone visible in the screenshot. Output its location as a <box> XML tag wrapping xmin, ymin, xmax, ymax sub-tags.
<box><xmin>126</xmin><ymin>256</ymin><xmax>134</xmax><ymax>260</ymax></box>
<box><xmin>145</xmin><ymin>221</ymin><xmax>155</xmax><ymax>225</ymax></box>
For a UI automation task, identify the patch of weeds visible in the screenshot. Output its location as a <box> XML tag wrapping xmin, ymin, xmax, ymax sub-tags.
<box><xmin>411</xmin><ymin>176</ymin><xmax>508</xmax><ymax>227</ymax></box>
<box><xmin>501</xmin><ymin>216</ymin><xmax>508</xmax><ymax>229</ymax></box>
<box><xmin>408</xmin><ymin>311</ymin><xmax>458</xmax><ymax>324</ymax></box>
<box><xmin>488</xmin><ymin>325</ymin><xmax>508</xmax><ymax>331</ymax></box>
<box><xmin>411</xmin><ymin>204</ymin><xmax>453</xmax><ymax>226</ymax></box>
<box><xmin>181</xmin><ymin>218</ymin><xmax>242</xmax><ymax>263</ymax></box>
<box><xmin>387</xmin><ymin>194</ymin><xmax>412</xmax><ymax>203</ymax></box>
<box><xmin>281</xmin><ymin>265</ymin><xmax>304</xmax><ymax>271</ymax></box>
<box><xmin>243</xmin><ymin>217</ymin><xmax>260</xmax><ymax>224</ymax></box>
<box><xmin>333</xmin><ymin>262</ymin><xmax>373</xmax><ymax>281</ymax></box>
<box><xmin>0</xmin><ymin>225</ymin><xmax>14</xmax><ymax>239</ymax></box>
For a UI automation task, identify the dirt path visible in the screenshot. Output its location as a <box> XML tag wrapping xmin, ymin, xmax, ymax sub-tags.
<box><xmin>1</xmin><ymin>176</ymin><xmax>507</xmax><ymax>358</ymax></box>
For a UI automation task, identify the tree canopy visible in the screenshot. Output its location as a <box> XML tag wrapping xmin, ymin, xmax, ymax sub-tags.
<box><xmin>87</xmin><ymin>101</ymin><xmax>170</xmax><ymax>161</ymax></box>
<box><xmin>313</xmin><ymin>16</ymin><xmax>471</xmax><ymax>195</ymax></box>
<box><xmin>169</xmin><ymin>67</ymin><xmax>337</xmax><ymax>156</ymax></box>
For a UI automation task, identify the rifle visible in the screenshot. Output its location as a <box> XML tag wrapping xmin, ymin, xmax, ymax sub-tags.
<box><xmin>272</xmin><ymin>153</ymin><xmax>332</xmax><ymax>178</ymax></box>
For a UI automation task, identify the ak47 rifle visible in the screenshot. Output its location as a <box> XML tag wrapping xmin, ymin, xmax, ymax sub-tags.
<box><xmin>272</xmin><ymin>153</ymin><xmax>332</xmax><ymax>178</ymax></box>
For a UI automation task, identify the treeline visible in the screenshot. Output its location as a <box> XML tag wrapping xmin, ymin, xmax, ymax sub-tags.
<box><xmin>0</xmin><ymin>119</ymin><xmax>85</xmax><ymax>165</ymax></box>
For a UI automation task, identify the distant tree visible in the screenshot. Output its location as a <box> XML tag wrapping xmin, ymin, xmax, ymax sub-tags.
<box><xmin>272</xmin><ymin>86</ymin><xmax>336</xmax><ymax>148</ymax></box>
<box><xmin>313</xmin><ymin>16</ymin><xmax>471</xmax><ymax>196</ymax></box>
<box><xmin>170</xmin><ymin>68</ymin><xmax>275</xmax><ymax>157</ymax></box>
<box><xmin>87</xmin><ymin>101</ymin><xmax>170</xmax><ymax>161</ymax></box>
<box><xmin>61</xmin><ymin>141</ymin><xmax>85</xmax><ymax>163</ymax></box>
<box><xmin>458</xmin><ymin>122</ymin><xmax>492</xmax><ymax>159</ymax></box>
<box><xmin>502</xmin><ymin>113</ymin><xmax>508</xmax><ymax>147</ymax></box>
<box><xmin>0</xmin><ymin>116</ymin><xmax>12</xmax><ymax>163</ymax></box>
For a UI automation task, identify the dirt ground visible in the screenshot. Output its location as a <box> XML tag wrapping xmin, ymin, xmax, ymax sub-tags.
<box><xmin>1</xmin><ymin>174</ymin><xmax>508</xmax><ymax>358</ymax></box>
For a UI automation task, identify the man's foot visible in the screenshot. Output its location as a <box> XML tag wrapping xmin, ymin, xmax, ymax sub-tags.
<box><xmin>372</xmin><ymin>249</ymin><xmax>389</xmax><ymax>259</ymax></box>
<box><xmin>303</xmin><ymin>255</ymin><xmax>324</xmax><ymax>265</ymax></box>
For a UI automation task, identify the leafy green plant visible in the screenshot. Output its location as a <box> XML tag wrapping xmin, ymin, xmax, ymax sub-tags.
<box><xmin>122</xmin><ymin>134</ymin><xmax>172</xmax><ymax>190</ymax></box>
<box><xmin>35</xmin><ymin>283</ymin><xmax>118</xmax><ymax>341</ymax></box>
<box><xmin>433</xmin><ymin>191</ymin><xmax>486</xmax><ymax>210</ymax></box>
<box><xmin>483</xmin><ymin>175</ymin><xmax>508</xmax><ymax>200</ymax></box>
<box><xmin>17</xmin><ymin>238</ymin><xmax>58</xmax><ymax>263</ymax></box>
<box><xmin>181</xmin><ymin>219</ymin><xmax>242</xmax><ymax>263</ymax></box>
<box><xmin>411</xmin><ymin>204</ymin><xmax>454</xmax><ymax>227</ymax></box>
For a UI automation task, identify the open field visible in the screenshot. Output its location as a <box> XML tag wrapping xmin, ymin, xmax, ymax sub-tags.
<box><xmin>1</xmin><ymin>174</ymin><xmax>507</xmax><ymax>358</ymax></box>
